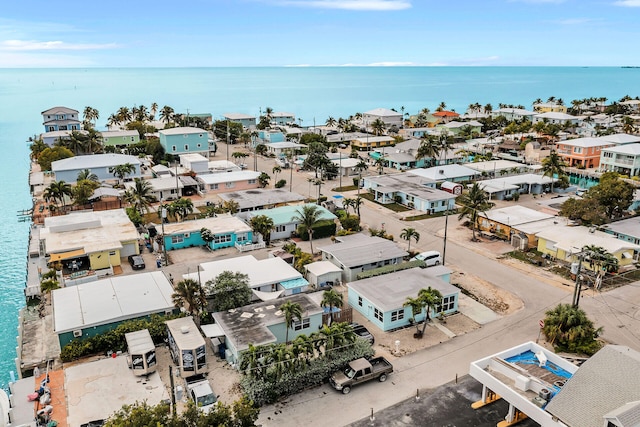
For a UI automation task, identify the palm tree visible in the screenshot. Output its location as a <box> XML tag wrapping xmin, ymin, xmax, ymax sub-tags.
<box><xmin>457</xmin><ymin>183</ymin><xmax>494</xmax><ymax>241</ymax></box>
<box><xmin>543</xmin><ymin>303</ymin><xmax>602</xmax><ymax>355</ymax></box>
<box><xmin>404</xmin><ymin>287</ymin><xmax>443</xmax><ymax>336</ymax></box>
<box><xmin>272</xmin><ymin>165</ymin><xmax>282</xmax><ymax>181</ymax></box>
<box><xmin>292</xmin><ymin>204</ymin><xmax>323</xmax><ymax>254</ymax></box>
<box><xmin>352</xmin><ymin>196</ymin><xmax>364</xmax><ymax>217</ymax></box>
<box><xmin>150</xmin><ymin>102</ymin><xmax>158</xmax><ymax>121</ymax></box>
<box><xmin>320</xmin><ymin>289</ymin><xmax>343</xmax><ymax>324</ymax></box>
<box><xmin>168</xmin><ymin>198</ymin><xmax>194</xmax><ymax>222</ymax></box>
<box><xmin>43</xmin><ymin>181</ymin><xmax>73</xmax><ymax>212</ymax></box>
<box><xmin>116</xmin><ymin>106</ymin><xmax>132</xmax><ymax>125</ymax></box>
<box><xmin>342</xmin><ymin>197</ymin><xmax>354</xmax><ymax>214</ymax></box>
<box><xmin>541</xmin><ymin>150</ymin><xmax>568</xmax><ymax>194</ymax></box>
<box><xmin>123</xmin><ymin>177</ymin><xmax>156</xmax><ymax>215</ymax></box>
<box><xmin>109</xmin><ymin>163</ymin><xmax>136</xmax><ymax>184</ymax></box>
<box><xmin>76</xmin><ymin>169</ymin><xmax>98</xmax><ymax>182</ymax></box>
<box><xmin>250</xmin><ymin>215</ymin><xmax>275</xmax><ymax>246</ymax></box>
<box><xmin>326</xmin><ymin>116</ymin><xmax>337</xmax><ymax>127</ymax></box>
<box><xmin>172</xmin><ymin>278</ymin><xmax>207</xmax><ymax>326</ymax></box>
<box><xmin>159</xmin><ymin>105</ymin><xmax>175</xmax><ymax>124</ymax></box>
<box><xmin>83</xmin><ymin>106</ymin><xmax>99</xmax><ymax>128</ymax></box>
<box><xmin>354</xmin><ymin>159</ymin><xmax>368</xmax><ymax>196</ymax></box>
<box><xmin>258</xmin><ymin>172</ymin><xmax>270</xmax><ymax>188</ymax></box>
<box><xmin>400</xmin><ymin>227</ymin><xmax>420</xmax><ymax>252</ymax></box>
<box><xmin>370</xmin><ymin>118</ymin><xmax>386</xmax><ymax>136</ymax></box>
<box><xmin>416</xmin><ymin>136</ymin><xmax>441</xmax><ymax>167</ymax></box>
<box><xmin>280</xmin><ymin>301</ymin><xmax>303</xmax><ymax>343</ymax></box>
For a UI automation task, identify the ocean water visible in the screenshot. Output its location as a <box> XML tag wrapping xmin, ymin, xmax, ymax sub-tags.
<box><xmin>1</xmin><ymin>66</ymin><xmax>640</xmax><ymax>388</ymax></box>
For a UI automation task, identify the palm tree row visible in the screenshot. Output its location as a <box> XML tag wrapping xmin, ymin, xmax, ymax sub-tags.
<box><xmin>103</xmin><ymin>102</ymin><xmax>162</xmax><ymax>129</ymax></box>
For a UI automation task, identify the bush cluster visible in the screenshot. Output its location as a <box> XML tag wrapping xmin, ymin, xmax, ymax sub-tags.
<box><xmin>297</xmin><ymin>219</ymin><xmax>337</xmax><ymax>241</ymax></box>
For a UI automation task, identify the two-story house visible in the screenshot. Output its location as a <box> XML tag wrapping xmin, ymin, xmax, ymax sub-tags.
<box><xmin>159</xmin><ymin>127</ymin><xmax>209</xmax><ymax>156</ymax></box>
<box><xmin>41</xmin><ymin>106</ymin><xmax>81</xmax><ymax>132</ymax></box>
<box><xmin>600</xmin><ymin>143</ymin><xmax>640</xmax><ymax>177</ymax></box>
<box><xmin>222</xmin><ymin>113</ymin><xmax>256</xmax><ymax>129</ymax></box>
<box><xmin>556</xmin><ymin>137</ymin><xmax>615</xmax><ymax>168</ymax></box>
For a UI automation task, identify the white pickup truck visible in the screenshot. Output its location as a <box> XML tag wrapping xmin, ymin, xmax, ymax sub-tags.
<box><xmin>186</xmin><ymin>376</ymin><xmax>217</xmax><ymax>413</ymax></box>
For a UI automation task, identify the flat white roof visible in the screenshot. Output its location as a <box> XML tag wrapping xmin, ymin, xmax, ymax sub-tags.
<box><xmin>305</xmin><ymin>261</ymin><xmax>343</xmax><ymax>277</ymax></box>
<box><xmin>534</xmin><ymin>112</ymin><xmax>576</xmax><ymax>120</ymax></box>
<box><xmin>185</xmin><ymin>255</ymin><xmax>302</xmax><ymax>289</ymax></box>
<box><xmin>52</xmin><ymin>271</ymin><xmax>175</xmax><ymax>333</ymax></box>
<box><xmin>223</xmin><ymin>113</ymin><xmax>256</xmax><ymax>120</ymax></box>
<box><xmin>483</xmin><ymin>205</ymin><xmax>554</xmax><ymax>226</ymax></box>
<box><xmin>409</xmin><ymin>164</ymin><xmax>480</xmax><ymax>180</ymax></box>
<box><xmin>536</xmin><ymin>224</ymin><xmax>640</xmax><ymax>255</ymax></box>
<box><xmin>159</xmin><ymin>126</ymin><xmax>207</xmax><ymax>135</ymax></box>
<box><xmin>179</xmin><ymin>153</ymin><xmax>209</xmax><ymax>162</ymax></box>
<box><xmin>463</xmin><ymin>159</ymin><xmax>525</xmax><ymax>172</ymax></box>
<box><xmin>602</xmin><ymin>142</ymin><xmax>640</xmax><ymax>155</ymax></box>
<box><xmin>161</xmin><ymin>215</ymin><xmax>251</xmax><ymax>235</ymax></box>
<box><xmin>599</xmin><ymin>133</ymin><xmax>640</xmax><ymax>144</ymax></box>
<box><xmin>100</xmin><ymin>130</ymin><xmax>139</xmax><ymax>138</ymax></box>
<box><xmin>197</xmin><ymin>170</ymin><xmax>260</xmax><ymax>184</ymax></box>
<box><xmin>52</xmin><ymin>153</ymin><xmax>140</xmax><ymax>171</ymax></box>
<box><xmin>125</xmin><ymin>176</ymin><xmax>183</xmax><ymax>192</ymax></box>
<box><xmin>363</xmin><ymin>108</ymin><xmax>402</xmax><ymax>117</ymax></box>
<box><xmin>559</xmin><ymin>137</ymin><xmax>615</xmax><ymax>148</ymax></box>
<box><xmin>166</xmin><ymin>316</ymin><xmax>205</xmax><ymax>349</ymax></box>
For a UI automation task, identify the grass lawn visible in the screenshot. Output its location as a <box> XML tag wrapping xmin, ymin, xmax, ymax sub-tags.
<box><xmin>332</xmin><ymin>185</ymin><xmax>358</xmax><ymax>192</ymax></box>
<box><xmin>359</xmin><ymin>193</ymin><xmax>412</xmax><ymax>212</ymax></box>
<box><xmin>403</xmin><ymin>209</ymin><xmax>458</xmax><ymax>221</ymax></box>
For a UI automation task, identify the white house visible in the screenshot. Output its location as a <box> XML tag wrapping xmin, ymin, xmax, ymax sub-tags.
<box><xmin>362</xmin><ymin>108</ymin><xmax>403</xmax><ymax>129</ymax></box>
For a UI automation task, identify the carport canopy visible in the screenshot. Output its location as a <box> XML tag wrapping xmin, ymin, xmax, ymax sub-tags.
<box><xmin>48</xmin><ymin>249</ymin><xmax>85</xmax><ymax>263</ymax></box>
<box><xmin>200</xmin><ymin>324</ymin><xmax>225</xmax><ymax>338</ymax></box>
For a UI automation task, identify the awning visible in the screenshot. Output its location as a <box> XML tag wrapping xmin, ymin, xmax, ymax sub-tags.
<box><xmin>48</xmin><ymin>249</ymin><xmax>85</xmax><ymax>263</ymax></box>
<box><xmin>252</xmin><ymin>289</ymin><xmax>285</xmax><ymax>301</ymax></box>
<box><xmin>89</xmin><ymin>187</ymin><xmax>123</xmax><ymax>200</ymax></box>
<box><xmin>201</xmin><ymin>323</ymin><xmax>225</xmax><ymax>338</ymax></box>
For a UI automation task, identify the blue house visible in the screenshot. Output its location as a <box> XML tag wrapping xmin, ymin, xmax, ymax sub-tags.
<box><xmin>159</xmin><ymin>127</ymin><xmax>209</xmax><ymax>156</ymax></box>
<box><xmin>223</xmin><ymin>113</ymin><xmax>256</xmax><ymax>129</ymax></box>
<box><xmin>362</xmin><ymin>173</ymin><xmax>456</xmax><ymax>213</ymax></box>
<box><xmin>212</xmin><ymin>293</ymin><xmax>323</xmax><ymax>366</ymax></box>
<box><xmin>42</xmin><ymin>106</ymin><xmax>81</xmax><ymax>132</ymax></box>
<box><xmin>347</xmin><ymin>267</ymin><xmax>459</xmax><ymax>332</ymax></box>
<box><xmin>161</xmin><ymin>215</ymin><xmax>252</xmax><ymax>251</ymax></box>
<box><xmin>258</xmin><ymin>130</ymin><xmax>285</xmax><ymax>143</ymax></box>
<box><xmin>601</xmin><ymin>216</ymin><xmax>640</xmax><ymax>245</ymax></box>
<box><xmin>51</xmin><ymin>153</ymin><xmax>142</xmax><ymax>182</ymax></box>
<box><xmin>246</xmin><ymin>203</ymin><xmax>337</xmax><ymax>241</ymax></box>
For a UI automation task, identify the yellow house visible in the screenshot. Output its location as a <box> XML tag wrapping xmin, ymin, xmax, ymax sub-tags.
<box><xmin>41</xmin><ymin>209</ymin><xmax>140</xmax><ymax>274</ymax></box>
<box><xmin>351</xmin><ymin>136</ymin><xmax>395</xmax><ymax>151</ymax></box>
<box><xmin>536</xmin><ymin>225</ymin><xmax>640</xmax><ymax>272</ymax></box>
<box><xmin>478</xmin><ymin>205</ymin><xmax>556</xmax><ymax>245</ymax></box>
<box><xmin>532</xmin><ymin>102</ymin><xmax>568</xmax><ymax>113</ymax></box>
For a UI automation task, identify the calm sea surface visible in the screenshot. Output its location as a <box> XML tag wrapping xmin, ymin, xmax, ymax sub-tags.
<box><xmin>1</xmin><ymin>66</ymin><xmax>640</xmax><ymax>388</ymax></box>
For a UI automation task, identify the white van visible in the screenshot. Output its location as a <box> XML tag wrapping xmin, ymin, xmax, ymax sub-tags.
<box><xmin>411</xmin><ymin>250</ymin><xmax>442</xmax><ymax>267</ymax></box>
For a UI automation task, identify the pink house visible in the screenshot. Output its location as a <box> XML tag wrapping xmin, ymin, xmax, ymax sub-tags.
<box><xmin>197</xmin><ymin>171</ymin><xmax>261</xmax><ymax>194</ymax></box>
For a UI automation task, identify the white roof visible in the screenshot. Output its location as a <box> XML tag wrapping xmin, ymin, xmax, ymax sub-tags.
<box><xmin>493</xmin><ymin>108</ymin><xmax>536</xmax><ymax>116</ymax></box>
<box><xmin>267</xmin><ymin>141</ymin><xmax>304</xmax><ymax>149</ymax></box>
<box><xmin>271</xmin><ymin>112</ymin><xmax>295</xmax><ymax>118</ymax></box>
<box><xmin>179</xmin><ymin>153</ymin><xmax>209</xmax><ymax>162</ymax></box>
<box><xmin>165</xmin><ymin>317</ymin><xmax>205</xmax><ymax>349</ymax></box>
<box><xmin>536</xmin><ymin>225</ymin><xmax>640</xmax><ymax>255</ymax></box>
<box><xmin>185</xmin><ymin>255</ymin><xmax>302</xmax><ymax>289</ymax></box>
<box><xmin>100</xmin><ymin>130</ymin><xmax>139</xmax><ymax>138</ymax></box>
<box><xmin>602</xmin><ymin>143</ymin><xmax>640</xmax><ymax>155</ymax></box>
<box><xmin>197</xmin><ymin>170</ymin><xmax>260</xmax><ymax>184</ymax></box>
<box><xmin>52</xmin><ymin>271</ymin><xmax>174</xmax><ymax>333</ymax></box>
<box><xmin>332</xmin><ymin>158</ymin><xmax>360</xmax><ymax>168</ymax></box>
<box><xmin>161</xmin><ymin>215</ymin><xmax>251</xmax><ymax>235</ymax></box>
<box><xmin>599</xmin><ymin>133</ymin><xmax>640</xmax><ymax>144</ymax></box>
<box><xmin>223</xmin><ymin>113</ymin><xmax>255</xmax><ymax>120</ymax></box>
<box><xmin>363</xmin><ymin>108</ymin><xmax>402</xmax><ymax>117</ymax></box>
<box><xmin>483</xmin><ymin>205</ymin><xmax>554</xmax><ymax>226</ymax></box>
<box><xmin>52</xmin><ymin>153</ymin><xmax>141</xmax><ymax>171</ymax></box>
<box><xmin>535</xmin><ymin>112</ymin><xmax>576</xmax><ymax>120</ymax></box>
<box><xmin>441</xmin><ymin>120</ymin><xmax>482</xmax><ymax>129</ymax></box>
<box><xmin>125</xmin><ymin>176</ymin><xmax>182</xmax><ymax>192</ymax></box>
<box><xmin>409</xmin><ymin>164</ymin><xmax>480</xmax><ymax>180</ymax></box>
<box><xmin>125</xmin><ymin>329</ymin><xmax>155</xmax><ymax>354</ymax></box>
<box><xmin>41</xmin><ymin>209</ymin><xmax>138</xmax><ymax>255</ymax></box>
<box><xmin>305</xmin><ymin>261</ymin><xmax>343</xmax><ymax>277</ymax></box>
<box><xmin>159</xmin><ymin>127</ymin><xmax>207</xmax><ymax>135</ymax></box>
<box><xmin>559</xmin><ymin>137</ymin><xmax>615</xmax><ymax>148</ymax></box>
<box><xmin>463</xmin><ymin>159</ymin><xmax>525</xmax><ymax>172</ymax></box>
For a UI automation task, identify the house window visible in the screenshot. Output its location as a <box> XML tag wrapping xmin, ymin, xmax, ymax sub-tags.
<box><xmin>225</xmin><ymin>182</ymin><xmax>235</xmax><ymax>189</ymax></box>
<box><xmin>184</xmin><ymin>144</ymin><xmax>189</xmax><ymax>151</ymax></box>
<box><xmin>574</xmin><ymin>147</ymin><xmax>582</xmax><ymax>154</ymax></box>
<box><xmin>197</xmin><ymin>143</ymin><xmax>202</xmax><ymax>148</ymax></box>
<box><xmin>214</xmin><ymin>234</ymin><xmax>232</xmax><ymax>244</ymax></box>
<box><xmin>236</xmin><ymin>233</ymin><xmax>248</xmax><ymax>242</ymax></box>
<box><xmin>390</xmin><ymin>309</ymin><xmax>404</xmax><ymax>322</ymax></box>
<box><xmin>248</xmin><ymin>179</ymin><xmax>256</xmax><ymax>184</ymax></box>
<box><xmin>199</xmin><ymin>134</ymin><xmax>204</xmax><ymax>138</ymax></box>
<box><xmin>374</xmin><ymin>307</ymin><xmax>383</xmax><ymax>322</ymax></box>
<box><xmin>109</xmin><ymin>251</ymin><xmax>116</xmax><ymax>256</ymax></box>
<box><xmin>131</xmin><ymin>137</ymin><xmax>135</xmax><ymax>141</ymax></box>
<box><xmin>209</xmin><ymin>183</ymin><xmax>219</xmax><ymax>190</ymax></box>
<box><xmin>275</xmin><ymin>225</ymin><xmax>286</xmax><ymax>232</ymax></box>
<box><xmin>358</xmin><ymin>296</ymin><xmax>363</xmax><ymax>307</ymax></box>
<box><xmin>293</xmin><ymin>317</ymin><xmax>310</xmax><ymax>331</ymax></box>
<box><xmin>435</xmin><ymin>295</ymin><xmax>456</xmax><ymax>313</ymax></box>
<box><xmin>171</xmin><ymin>235</ymin><xmax>184</xmax><ymax>244</ymax></box>
<box><xmin>171</xmin><ymin>145</ymin><xmax>177</xmax><ymax>152</ymax></box>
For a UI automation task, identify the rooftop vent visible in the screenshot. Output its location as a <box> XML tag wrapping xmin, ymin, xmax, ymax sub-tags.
<box><xmin>180</xmin><ymin>326</ymin><xmax>190</xmax><ymax>334</ymax></box>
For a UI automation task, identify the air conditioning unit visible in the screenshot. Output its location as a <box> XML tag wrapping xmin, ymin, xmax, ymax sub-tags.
<box><xmin>184</xmin><ymin>232</ymin><xmax>190</xmax><ymax>238</ymax></box>
<box><xmin>539</xmin><ymin>388</ymin><xmax>551</xmax><ymax>400</ymax></box>
<box><xmin>73</xmin><ymin>330</ymin><xmax>83</xmax><ymax>338</ymax></box>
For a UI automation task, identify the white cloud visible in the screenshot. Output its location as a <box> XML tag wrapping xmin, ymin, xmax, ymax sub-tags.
<box><xmin>0</xmin><ymin>52</ymin><xmax>96</xmax><ymax>67</ymax></box>
<box><xmin>276</xmin><ymin>0</ymin><xmax>411</xmax><ymax>10</ymax></box>
<box><xmin>1</xmin><ymin>39</ymin><xmax>118</xmax><ymax>51</ymax></box>
<box><xmin>614</xmin><ymin>0</ymin><xmax>640</xmax><ymax>6</ymax></box>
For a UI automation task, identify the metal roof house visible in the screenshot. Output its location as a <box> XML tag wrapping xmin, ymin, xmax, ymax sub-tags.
<box><xmin>159</xmin><ymin>127</ymin><xmax>209</xmax><ymax>155</ymax></box>
<box><xmin>222</xmin><ymin>113</ymin><xmax>256</xmax><ymax>129</ymax></box>
<box><xmin>246</xmin><ymin>203</ymin><xmax>337</xmax><ymax>241</ymax></box>
<box><xmin>347</xmin><ymin>267</ymin><xmax>458</xmax><ymax>332</ymax></box>
<box><xmin>51</xmin><ymin>153</ymin><xmax>142</xmax><ymax>183</ymax></box>
<box><xmin>196</xmin><ymin>170</ymin><xmax>261</xmax><ymax>194</ymax></box>
<box><xmin>212</xmin><ymin>293</ymin><xmax>323</xmax><ymax>366</ymax></box>
<box><xmin>317</xmin><ymin>234</ymin><xmax>409</xmax><ymax>282</ymax></box>
<box><xmin>42</xmin><ymin>106</ymin><xmax>81</xmax><ymax>132</ymax></box>
<box><xmin>362</xmin><ymin>173</ymin><xmax>456</xmax><ymax>213</ymax></box>
<box><xmin>160</xmin><ymin>215</ymin><xmax>252</xmax><ymax>251</ymax></box>
<box><xmin>52</xmin><ymin>271</ymin><xmax>176</xmax><ymax>347</ymax></box>
<box><xmin>217</xmin><ymin>188</ymin><xmax>304</xmax><ymax>212</ymax></box>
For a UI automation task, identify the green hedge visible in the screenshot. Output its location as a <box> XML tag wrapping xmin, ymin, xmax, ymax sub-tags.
<box><xmin>60</xmin><ymin>313</ymin><xmax>184</xmax><ymax>362</ymax></box>
<box><xmin>356</xmin><ymin>260</ymin><xmax>426</xmax><ymax>280</ymax></box>
<box><xmin>240</xmin><ymin>340</ymin><xmax>374</xmax><ymax>406</ymax></box>
<box><xmin>297</xmin><ymin>219</ymin><xmax>337</xmax><ymax>241</ymax></box>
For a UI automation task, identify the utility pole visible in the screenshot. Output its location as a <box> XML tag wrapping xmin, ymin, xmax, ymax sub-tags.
<box><xmin>572</xmin><ymin>252</ymin><xmax>584</xmax><ymax>307</ymax></box>
<box><xmin>226</xmin><ymin>119</ymin><xmax>230</xmax><ymax>163</ymax></box>
<box><xmin>443</xmin><ymin>209</ymin><xmax>449</xmax><ymax>265</ymax></box>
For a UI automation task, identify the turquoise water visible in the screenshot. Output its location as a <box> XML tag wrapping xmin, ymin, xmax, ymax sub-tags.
<box><xmin>1</xmin><ymin>66</ymin><xmax>640</xmax><ymax>388</ymax></box>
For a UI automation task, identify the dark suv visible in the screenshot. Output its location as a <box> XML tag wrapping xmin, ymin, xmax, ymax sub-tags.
<box><xmin>128</xmin><ymin>255</ymin><xmax>146</xmax><ymax>270</ymax></box>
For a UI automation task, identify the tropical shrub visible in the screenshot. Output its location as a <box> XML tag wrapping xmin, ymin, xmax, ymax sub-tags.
<box><xmin>297</xmin><ymin>219</ymin><xmax>336</xmax><ymax>241</ymax></box>
<box><xmin>275</xmin><ymin>179</ymin><xmax>287</xmax><ymax>188</ymax></box>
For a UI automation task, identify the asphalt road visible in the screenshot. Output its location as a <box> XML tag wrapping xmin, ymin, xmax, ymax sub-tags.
<box><xmin>215</xmin><ymin>143</ymin><xmax>640</xmax><ymax>427</ymax></box>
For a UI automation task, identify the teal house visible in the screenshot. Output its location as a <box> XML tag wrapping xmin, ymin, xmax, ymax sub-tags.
<box><xmin>159</xmin><ymin>127</ymin><xmax>209</xmax><ymax>155</ymax></box>
<box><xmin>212</xmin><ymin>294</ymin><xmax>323</xmax><ymax>366</ymax></box>
<box><xmin>347</xmin><ymin>267</ymin><xmax>459</xmax><ymax>332</ymax></box>
<box><xmin>52</xmin><ymin>271</ymin><xmax>177</xmax><ymax>347</ymax></box>
<box><xmin>161</xmin><ymin>215</ymin><xmax>253</xmax><ymax>251</ymax></box>
<box><xmin>246</xmin><ymin>203</ymin><xmax>337</xmax><ymax>241</ymax></box>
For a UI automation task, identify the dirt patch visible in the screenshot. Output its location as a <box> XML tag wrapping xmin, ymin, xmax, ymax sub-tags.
<box><xmin>451</xmin><ymin>271</ymin><xmax>523</xmax><ymax>315</ymax></box>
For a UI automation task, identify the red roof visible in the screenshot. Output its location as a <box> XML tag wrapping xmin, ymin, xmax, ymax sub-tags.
<box><xmin>432</xmin><ymin>111</ymin><xmax>459</xmax><ymax>117</ymax></box>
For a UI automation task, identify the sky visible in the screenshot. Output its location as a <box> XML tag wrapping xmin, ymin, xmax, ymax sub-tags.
<box><xmin>1</xmin><ymin>0</ymin><xmax>640</xmax><ymax>67</ymax></box>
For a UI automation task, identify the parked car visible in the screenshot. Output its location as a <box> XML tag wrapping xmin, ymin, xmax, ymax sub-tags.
<box><xmin>128</xmin><ymin>255</ymin><xmax>146</xmax><ymax>270</ymax></box>
<box><xmin>186</xmin><ymin>376</ymin><xmax>217</xmax><ymax>413</ymax></box>
<box><xmin>411</xmin><ymin>250</ymin><xmax>442</xmax><ymax>267</ymax></box>
<box><xmin>329</xmin><ymin>357</ymin><xmax>393</xmax><ymax>394</ymax></box>
<box><xmin>350</xmin><ymin>323</ymin><xmax>374</xmax><ymax>345</ymax></box>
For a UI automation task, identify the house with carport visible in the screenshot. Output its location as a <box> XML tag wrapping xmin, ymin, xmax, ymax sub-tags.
<box><xmin>362</xmin><ymin>173</ymin><xmax>456</xmax><ymax>213</ymax></box>
<box><xmin>125</xmin><ymin>176</ymin><xmax>182</xmax><ymax>201</ymax></box>
<box><xmin>161</xmin><ymin>215</ymin><xmax>253</xmax><ymax>251</ymax></box>
<box><xmin>211</xmin><ymin>293</ymin><xmax>322</xmax><ymax>366</ymax></box>
<box><xmin>245</xmin><ymin>203</ymin><xmax>336</xmax><ymax>241</ymax></box>
<box><xmin>351</xmin><ymin>135</ymin><xmax>395</xmax><ymax>151</ymax></box>
<box><xmin>184</xmin><ymin>254</ymin><xmax>310</xmax><ymax>298</ymax></box>
<box><xmin>409</xmin><ymin>164</ymin><xmax>481</xmax><ymax>183</ymax></box>
<box><xmin>52</xmin><ymin>153</ymin><xmax>142</xmax><ymax>183</ymax></box>
<box><xmin>40</xmin><ymin>209</ymin><xmax>140</xmax><ymax>284</ymax></box>
<box><xmin>52</xmin><ymin>271</ymin><xmax>176</xmax><ymax>347</ymax></box>
<box><xmin>317</xmin><ymin>234</ymin><xmax>408</xmax><ymax>282</ymax></box>
<box><xmin>535</xmin><ymin>224</ymin><xmax>640</xmax><ymax>272</ymax></box>
<box><xmin>474</xmin><ymin>174</ymin><xmax>558</xmax><ymax>200</ymax></box>
<box><xmin>347</xmin><ymin>267</ymin><xmax>458</xmax><ymax>332</ymax></box>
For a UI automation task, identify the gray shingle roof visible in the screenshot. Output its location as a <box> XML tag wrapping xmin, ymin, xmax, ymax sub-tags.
<box><xmin>546</xmin><ymin>345</ymin><xmax>640</xmax><ymax>427</ymax></box>
<box><xmin>318</xmin><ymin>235</ymin><xmax>408</xmax><ymax>268</ymax></box>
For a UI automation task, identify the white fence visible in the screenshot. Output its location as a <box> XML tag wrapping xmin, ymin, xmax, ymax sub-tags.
<box><xmin>235</xmin><ymin>242</ymin><xmax>266</xmax><ymax>252</ymax></box>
